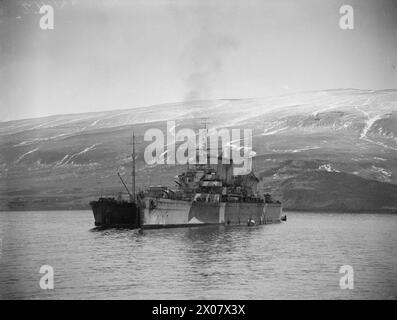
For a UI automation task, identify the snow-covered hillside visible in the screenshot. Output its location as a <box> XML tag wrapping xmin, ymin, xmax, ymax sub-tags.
<box><xmin>0</xmin><ymin>89</ymin><xmax>396</xmax><ymax>211</ymax></box>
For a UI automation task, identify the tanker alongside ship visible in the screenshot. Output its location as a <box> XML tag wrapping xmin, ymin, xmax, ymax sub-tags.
<box><xmin>90</xmin><ymin>132</ymin><xmax>285</xmax><ymax>229</ymax></box>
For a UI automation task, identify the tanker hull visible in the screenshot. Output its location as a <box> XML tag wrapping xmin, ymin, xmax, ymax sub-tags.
<box><xmin>90</xmin><ymin>198</ymin><xmax>140</xmax><ymax>228</ymax></box>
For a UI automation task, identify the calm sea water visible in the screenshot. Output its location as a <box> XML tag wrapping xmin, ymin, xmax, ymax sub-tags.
<box><xmin>0</xmin><ymin>211</ymin><xmax>396</xmax><ymax>299</ymax></box>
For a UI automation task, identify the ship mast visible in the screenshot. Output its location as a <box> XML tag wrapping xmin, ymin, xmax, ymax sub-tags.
<box><xmin>203</xmin><ymin>118</ymin><xmax>210</xmax><ymax>170</ymax></box>
<box><xmin>198</xmin><ymin>117</ymin><xmax>210</xmax><ymax>170</ymax></box>
<box><xmin>131</xmin><ymin>132</ymin><xmax>136</xmax><ymax>202</ymax></box>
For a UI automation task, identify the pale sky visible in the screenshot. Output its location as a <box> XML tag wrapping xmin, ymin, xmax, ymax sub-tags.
<box><xmin>0</xmin><ymin>0</ymin><xmax>396</xmax><ymax>121</ymax></box>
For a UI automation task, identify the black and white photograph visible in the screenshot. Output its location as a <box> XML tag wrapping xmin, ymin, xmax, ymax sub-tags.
<box><xmin>0</xmin><ymin>0</ymin><xmax>396</xmax><ymax>303</ymax></box>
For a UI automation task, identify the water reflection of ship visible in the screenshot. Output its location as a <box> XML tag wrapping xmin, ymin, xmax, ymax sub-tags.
<box><xmin>90</xmin><ymin>129</ymin><xmax>285</xmax><ymax>229</ymax></box>
<box><xmin>182</xmin><ymin>227</ymin><xmax>237</xmax><ymax>283</ymax></box>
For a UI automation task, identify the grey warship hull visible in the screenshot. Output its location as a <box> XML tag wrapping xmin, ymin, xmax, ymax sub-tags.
<box><xmin>142</xmin><ymin>198</ymin><xmax>284</xmax><ymax>229</ymax></box>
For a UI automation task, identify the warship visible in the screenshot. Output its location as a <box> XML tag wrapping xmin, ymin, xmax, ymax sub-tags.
<box><xmin>90</xmin><ymin>131</ymin><xmax>285</xmax><ymax>229</ymax></box>
<box><xmin>141</xmin><ymin>154</ymin><xmax>284</xmax><ymax>228</ymax></box>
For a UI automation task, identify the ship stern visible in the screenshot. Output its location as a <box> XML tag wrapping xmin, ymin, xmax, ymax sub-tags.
<box><xmin>264</xmin><ymin>203</ymin><xmax>284</xmax><ymax>223</ymax></box>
